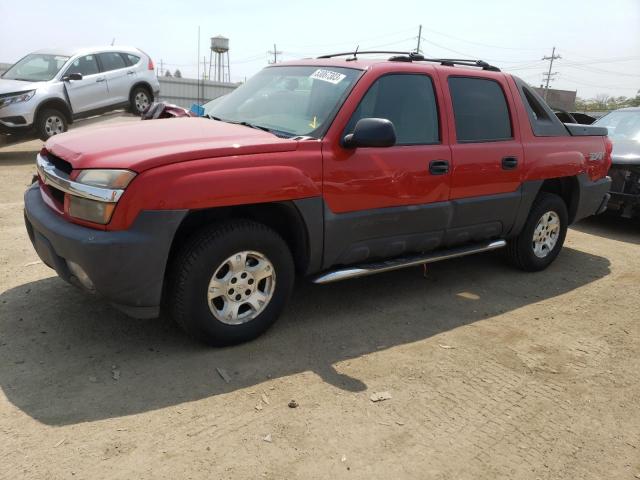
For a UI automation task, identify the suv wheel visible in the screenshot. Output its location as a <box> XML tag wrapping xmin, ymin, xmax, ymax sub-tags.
<box><xmin>36</xmin><ymin>108</ymin><xmax>68</xmax><ymax>141</ymax></box>
<box><xmin>169</xmin><ymin>220</ymin><xmax>295</xmax><ymax>346</ymax></box>
<box><xmin>507</xmin><ymin>192</ymin><xmax>568</xmax><ymax>271</ymax></box>
<box><xmin>130</xmin><ymin>86</ymin><xmax>152</xmax><ymax>115</ymax></box>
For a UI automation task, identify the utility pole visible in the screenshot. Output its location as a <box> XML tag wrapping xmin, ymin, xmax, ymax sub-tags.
<box><xmin>416</xmin><ymin>25</ymin><xmax>422</xmax><ymax>54</ymax></box>
<box><xmin>268</xmin><ymin>43</ymin><xmax>282</xmax><ymax>64</ymax></box>
<box><xmin>159</xmin><ymin>59</ymin><xmax>163</xmax><ymax>76</ymax></box>
<box><xmin>542</xmin><ymin>46</ymin><xmax>561</xmax><ymax>100</ymax></box>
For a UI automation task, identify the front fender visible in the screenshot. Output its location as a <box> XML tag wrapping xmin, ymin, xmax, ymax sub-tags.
<box><xmin>111</xmin><ymin>159</ymin><xmax>322</xmax><ymax>229</ymax></box>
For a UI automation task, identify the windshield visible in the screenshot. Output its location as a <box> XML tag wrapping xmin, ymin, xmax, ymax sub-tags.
<box><xmin>204</xmin><ymin>65</ymin><xmax>362</xmax><ymax>137</ymax></box>
<box><xmin>2</xmin><ymin>54</ymin><xmax>70</xmax><ymax>82</ymax></box>
<box><xmin>594</xmin><ymin>110</ymin><xmax>640</xmax><ymax>142</ymax></box>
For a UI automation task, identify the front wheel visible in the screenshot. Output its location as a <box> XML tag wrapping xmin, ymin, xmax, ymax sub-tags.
<box><xmin>168</xmin><ymin>220</ymin><xmax>295</xmax><ymax>346</ymax></box>
<box><xmin>507</xmin><ymin>192</ymin><xmax>569</xmax><ymax>271</ymax></box>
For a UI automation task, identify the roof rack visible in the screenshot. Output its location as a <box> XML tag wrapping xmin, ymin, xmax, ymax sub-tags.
<box><xmin>316</xmin><ymin>51</ymin><xmax>500</xmax><ymax>72</ymax></box>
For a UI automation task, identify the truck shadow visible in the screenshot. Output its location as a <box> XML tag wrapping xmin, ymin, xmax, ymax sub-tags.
<box><xmin>0</xmin><ymin>247</ymin><xmax>610</xmax><ymax>426</ymax></box>
<box><xmin>572</xmin><ymin>215</ymin><xmax>639</xmax><ymax>245</ymax></box>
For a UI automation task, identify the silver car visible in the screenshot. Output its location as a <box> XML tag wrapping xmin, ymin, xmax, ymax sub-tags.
<box><xmin>0</xmin><ymin>46</ymin><xmax>160</xmax><ymax>140</ymax></box>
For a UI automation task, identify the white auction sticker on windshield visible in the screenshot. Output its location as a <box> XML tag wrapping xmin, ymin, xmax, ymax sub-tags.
<box><xmin>310</xmin><ymin>69</ymin><xmax>346</xmax><ymax>84</ymax></box>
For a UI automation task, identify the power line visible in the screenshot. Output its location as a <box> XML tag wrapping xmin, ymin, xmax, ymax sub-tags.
<box><xmin>421</xmin><ymin>26</ymin><xmax>550</xmax><ymax>51</ymax></box>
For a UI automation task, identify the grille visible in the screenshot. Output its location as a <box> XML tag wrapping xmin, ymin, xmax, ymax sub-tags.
<box><xmin>48</xmin><ymin>186</ymin><xmax>65</xmax><ymax>205</ymax></box>
<box><xmin>47</xmin><ymin>153</ymin><xmax>72</xmax><ymax>175</ymax></box>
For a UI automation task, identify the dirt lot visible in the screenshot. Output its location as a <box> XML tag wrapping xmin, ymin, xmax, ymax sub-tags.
<box><xmin>1</xmin><ymin>123</ymin><xmax>639</xmax><ymax>479</ymax></box>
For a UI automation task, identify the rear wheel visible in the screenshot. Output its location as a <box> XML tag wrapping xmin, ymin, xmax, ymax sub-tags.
<box><xmin>169</xmin><ymin>220</ymin><xmax>295</xmax><ymax>346</ymax></box>
<box><xmin>507</xmin><ymin>192</ymin><xmax>568</xmax><ymax>271</ymax></box>
<box><xmin>129</xmin><ymin>86</ymin><xmax>152</xmax><ymax>115</ymax></box>
<box><xmin>36</xmin><ymin>108</ymin><xmax>68</xmax><ymax>141</ymax></box>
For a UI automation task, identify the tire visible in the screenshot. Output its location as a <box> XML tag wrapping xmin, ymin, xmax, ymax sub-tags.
<box><xmin>506</xmin><ymin>192</ymin><xmax>568</xmax><ymax>271</ymax></box>
<box><xmin>168</xmin><ymin>220</ymin><xmax>295</xmax><ymax>346</ymax></box>
<box><xmin>129</xmin><ymin>86</ymin><xmax>152</xmax><ymax>115</ymax></box>
<box><xmin>36</xmin><ymin>108</ymin><xmax>68</xmax><ymax>141</ymax></box>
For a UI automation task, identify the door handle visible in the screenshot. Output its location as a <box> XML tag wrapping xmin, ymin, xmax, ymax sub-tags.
<box><xmin>429</xmin><ymin>160</ymin><xmax>450</xmax><ymax>175</ymax></box>
<box><xmin>502</xmin><ymin>156</ymin><xmax>518</xmax><ymax>170</ymax></box>
<box><xmin>96</xmin><ymin>77</ymin><xmax>106</xmax><ymax>83</ymax></box>
<box><xmin>127</xmin><ymin>71</ymin><xmax>135</xmax><ymax>75</ymax></box>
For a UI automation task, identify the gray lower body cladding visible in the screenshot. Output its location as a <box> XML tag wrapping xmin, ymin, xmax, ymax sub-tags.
<box><xmin>320</xmin><ymin>175</ymin><xmax>611</xmax><ymax>270</ymax></box>
<box><xmin>23</xmin><ymin>184</ymin><xmax>187</xmax><ymax>318</ymax></box>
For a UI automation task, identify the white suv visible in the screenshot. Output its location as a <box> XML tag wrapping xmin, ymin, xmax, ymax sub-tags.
<box><xmin>0</xmin><ymin>46</ymin><xmax>160</xmax><ymax>140</ymax></box>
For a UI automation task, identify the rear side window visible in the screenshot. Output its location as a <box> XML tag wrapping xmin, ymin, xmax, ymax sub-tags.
<box><xmin>98</xmin><ymin>52</ymin><xmax>127</xmax><ymax>71</ymax></box>
<box><xmin>65</xmin><ymin>55</ymin><xmax>99</xmax><ymax>76</ymax></box>
<box><xmin>448</xmin><ymin>77</ymin><xmax>512</xmax><ymax>142</ymax></box>
<box><xmin>345</xmin><ymin>74</ymin><xmax>439</xmax><ymax>145</ymax></box>
<box><xmin>126</xmin><ymin>54</ymin><xmax>141</xmax><ymax>65</ymax></box>
<box><xmin>515</xmin><ymin>79</ymin><xmax>569</xmax><ymax>137</ymax></box>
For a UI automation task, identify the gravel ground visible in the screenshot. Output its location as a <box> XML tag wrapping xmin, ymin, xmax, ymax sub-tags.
<box><xmin>1</xmin><ymin>122</ymin><xmax>639</xmax><ymax>479</ymax></box>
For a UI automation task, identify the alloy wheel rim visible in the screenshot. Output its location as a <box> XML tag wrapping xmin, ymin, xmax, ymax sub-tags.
<box><xmin>532</xmin><ymin>210</ymin><xmax>561</xmax><ymax>258</ymax></box>
<box><xmin>44</xmin><ymin>115</ymin><xmax>64</xmax><ymax>136</ymax></box>
<box><xmin>135</xmin><ymin>92</ymin><xmax>150</xmax><ymax>112</ymax></box>
<box><xmin>207</xmin><ymin>250</ymin><xmax>276</xmax><ymax>325</ymax></box>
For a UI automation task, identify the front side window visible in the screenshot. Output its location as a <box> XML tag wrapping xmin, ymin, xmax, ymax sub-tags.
<box><xmin>2</xmin><ymin>54</ymin><xmax>69</xmax><ymax>82</ymax></box>
<box><xmin>98</xmin><ymin>52</ymin><xmax>127</xmax><ymax>72</ymax></box>
<box><xmin>448</xmin><ymin>77</ymin><xmax>512</xmax><ymax>142</ymax></box>
<box><xmin>205</xmin><ymin>65</ymin><xmax>362</xmax><ymax>137</ymax></box>
<box><xmin>65</xmin><ymin>55</ymin><xmax>99</xmax><ymax>76</ymax></box>
<box><xmin>345</xmin><ymin>74</ymin><xmax>440</xmax><ymax>145</ymax></box>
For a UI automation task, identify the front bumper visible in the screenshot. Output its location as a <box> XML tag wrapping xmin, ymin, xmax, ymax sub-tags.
<box><xmin>606</xmin><ymin>164</ymin><xmax>640</xmax><ymax>219</ymax></box>
<box><xmin>24</xmin><ymin>183</ymin><xmax>187</xmax><ymax>318</ymax></box>
<box><xmin>0</xmin><ymin>100</ymin><xmax>36</xmax><ymax>128</ymax></box>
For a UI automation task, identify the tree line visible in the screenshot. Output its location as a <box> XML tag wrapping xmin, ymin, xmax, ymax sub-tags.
<box><xmin>575</xmin><ymin>90</ymin><xmax>640</xmax><ymax>111</ymax></box>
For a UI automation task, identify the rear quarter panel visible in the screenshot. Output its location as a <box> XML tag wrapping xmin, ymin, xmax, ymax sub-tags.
<box><xmin>505</xmin><ymin>76</ymin><xmax>610</xmax><ymax>182</ymax></box>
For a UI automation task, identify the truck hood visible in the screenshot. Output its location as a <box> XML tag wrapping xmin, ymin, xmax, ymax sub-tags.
<box><xmin>611</xmin><ymin>138</ymin><xmax>640</xmax><ymax>165</ymax></box>
<box><xmin>46</xmin><ymin>117</ymin><xmax>299</xmax><ymax>172</ymax></box>
<box><xmin>0</xmin><ymin>78</ymin><xmax>44</xmax><ymax>94</ymax></box>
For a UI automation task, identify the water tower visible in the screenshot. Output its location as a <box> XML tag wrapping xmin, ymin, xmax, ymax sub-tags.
<box><xmin>208</xmin><ymin>35</ymin><xmax>230</xmax><ymax>83</ymax></box>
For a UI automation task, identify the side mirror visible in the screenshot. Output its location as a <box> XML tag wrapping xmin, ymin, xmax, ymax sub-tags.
<box><xmin>343</xmin><ymin>118</ymin><xmax>396</xmax><ymax>148</ymax></box>
<box><xmin>63</xmin><ymin>72</ymin><xmax>83</xmax><ymax>82</ymax></box>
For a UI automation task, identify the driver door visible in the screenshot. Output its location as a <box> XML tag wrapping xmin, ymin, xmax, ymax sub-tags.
<box><xmin>63</xmin><ymin>54</ymin><xmax>110</xmax><ymax>113</ymax></box>
<box><xmin>321</xmin><ymin>71</ymin><xmax>452</xmax><ymax>268</ymax></box>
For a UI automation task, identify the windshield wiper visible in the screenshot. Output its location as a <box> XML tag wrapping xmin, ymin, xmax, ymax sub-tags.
<box><xmin>232</xmin><ymin>121</ymin><xmax>272</xmax><ymax>133</ymax></box>
<box><xmin>205</xmin><ymin>115</ymin><xmax>269</xmax><ymax>131</ymax></box>
<box><xmin>205</xmin><ymin>115</ymin><xmax>291</xmax><ymax>137</ymax></box>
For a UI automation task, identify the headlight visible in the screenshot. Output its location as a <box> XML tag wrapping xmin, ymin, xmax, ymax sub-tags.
<box><xmin>67</xmin><ymin>169</ymin><xmax>136</xmax><ymax>224</ymax></box>
<box><xmin>0</xmin><ymin>90</ymin><xmax>35</xmax><ymax>109</ymax></box>
<box><xmin>75</xmin><ymin>169</ymin><xmax>136</xmax><ymax>189</ymax></box>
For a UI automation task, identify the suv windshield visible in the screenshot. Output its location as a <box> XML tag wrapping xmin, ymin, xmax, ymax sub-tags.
<box><xmin>204</xmin><ymin>65</ymin><xmax>362</xmax><ymax>137</ymax></box>
<box><xmin>594</xmin><ymin>110</ymin><xmax>640</xmax><ymax>142</ymax></box>
<box><xmin>2</xmin><ymin>54</ymin><xmax>70</xmax><ymax>82</ymax></box>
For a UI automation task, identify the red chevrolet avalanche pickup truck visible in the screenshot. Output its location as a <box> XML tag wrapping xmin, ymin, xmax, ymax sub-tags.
<box><xmin>24</xmin><ymin>52</ymin><xmax>612</xmax><ymax>346</ymax></box>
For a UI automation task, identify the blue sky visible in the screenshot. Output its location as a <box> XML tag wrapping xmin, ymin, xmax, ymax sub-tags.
<box><xmin>1</xmin><ymin>0</ymin><xmax>638</xmax><ymax>98</ymax></box>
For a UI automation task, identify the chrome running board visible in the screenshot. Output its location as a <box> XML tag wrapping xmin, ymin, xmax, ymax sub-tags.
<box><xmin>312</xmin><ymin>240</ymin><xmax>507</xmax><ymax>284</ymax></box>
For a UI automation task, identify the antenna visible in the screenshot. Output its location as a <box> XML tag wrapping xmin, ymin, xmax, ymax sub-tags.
<box><xmin>110</xmin><ymin>38</ymin><xmax>115</xmax><ymax>46</ymax></box>
<box><xmin>347</xmin><ymin>45</ymin><xmax>360</xmax><ymax>62</ymax></box>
